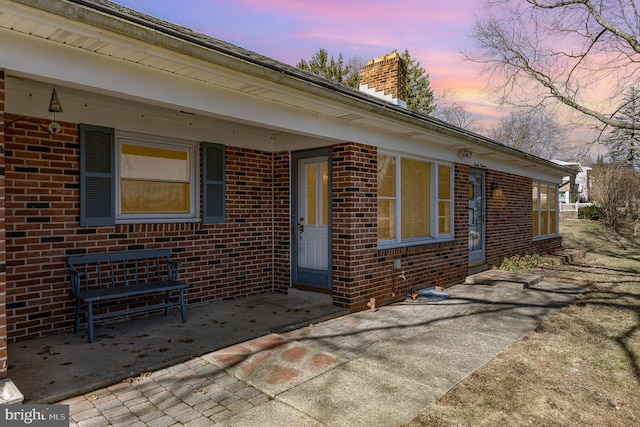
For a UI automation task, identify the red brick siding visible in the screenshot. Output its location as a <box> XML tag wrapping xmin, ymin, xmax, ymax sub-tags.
<box><xmin>331</xmin><ymin>143</ymin><xmax>382</xmax><ymax>310</ymax></box>
<box><xmin>484</xmin><ymin>171</ymin><xmax>562</xmax><ymax>266</ymax></box>
<box><xmin>454</xmin><ymin>164</ymin><xmax>471</xmax><ymax>245</ymax></box>
<box><xmin>532</xmin><ymin>236</ymin><xmax>562</xmax><ymax>254</ymax></box>
<box><xmin>2</xmin><ymin>112</ymin><xmax>565</xmax><ymax>341</ymax></box>
<box><xmin>272</xmin><ymin>151</ymin><xmax>290</xmax><ymax>293</ymax></box>
<box><xmin>332</xmin><ymin>144</ymin><xmax>469</xmax><ymax>311</ymax></box>
<box><xmin>4</xmin><ymin>116</ymin><xmax>279</xmax><ymax>341</ymax></box>
<box><xmin>374</xmin><ymin>163</ymin><xmax>469</xmax><ymax>306</ymax></box>
<box><xmin>0</xmin><ymin>70</ymin><xmax>7</xmax><ymax>377</ymax></box>
<box><xmin>359</xmin><ymin>53</ymin><xmax>407</xmax><ymax>101</ymax></box>
<box><xmin>484</xmin><ymin>171</ymin><xmax>532</xmax><ymax>266</ymax></box>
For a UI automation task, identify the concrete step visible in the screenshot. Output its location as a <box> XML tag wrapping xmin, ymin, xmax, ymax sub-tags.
<box><xmin>465</xmin><ymin>270</ymin><xmax>544</xmax><ymax>290</ymax></box>
<box><xmin>464</xmin><ymin>249</ymin><xmax>586</xmax><ymax>289</ymax></box>
<box><xmin>544</xmin><ymin>248</ymin><xmax>587</xmax><ymax>265</ymax></box>
<box><xmin>468</xmin><ymin>263</ymin><xmax>488</xmax><ymax>275</ymax></box>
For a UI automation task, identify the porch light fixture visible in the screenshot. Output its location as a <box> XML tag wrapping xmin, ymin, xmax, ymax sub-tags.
<box><xmin>48</xmin><ymin>86</ymin><xmax>63</xmax><ymax>135</ymax></box>
<box><xmin>458</xmin><ymin>149</ymin><xmax>473</xmax><ymax>158</ymax></box>
<box><xmin>490</xmin><ymin>181</ymin><xmax>504</xmax><ymax>198</ymax></box>
<box><xmin>48</xmin><ymin>87</ymin><xmax>63</xmax><ymax>113</ymax></box>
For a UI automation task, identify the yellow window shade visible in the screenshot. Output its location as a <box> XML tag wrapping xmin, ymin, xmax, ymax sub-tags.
<box><xmin>121</xmin><ymin>180</ymin><xmax>190</xmax><ymax>214</ymax></box>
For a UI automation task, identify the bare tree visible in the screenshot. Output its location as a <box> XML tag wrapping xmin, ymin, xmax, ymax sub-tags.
<box><xmin>489</xmin><ymin>107</ymin><xmax>565</xmax><ymax>159</ymax></box>
<box><xmin>466</xmin><ymin>0</ymin><xmax>640</xmax><ymax>131</ymax></box>
<box><xmin>604</xmin><ymin>88</ymin><xmax>640</xmax><ymax>169</ymax></box>
<box><xmin>432</xmin><ymin>102</ymin><xmax>479</xmax><ymax>131</ymax></box>
<box><xmin>590</xmin><ymin>162</ymin><xmax>640</xmax><ymax>230</ymax></box>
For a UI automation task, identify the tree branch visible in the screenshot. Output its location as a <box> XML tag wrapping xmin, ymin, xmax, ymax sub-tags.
<box><xmin>467</xmin><ymin>0</ymin><xmax>640</xmax><ymax>130</ymax></box>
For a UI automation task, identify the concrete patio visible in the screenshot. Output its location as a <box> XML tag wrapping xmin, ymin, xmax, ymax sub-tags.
<box><xmin>3</xmin><ymin>270</ymin><xmax>583</xmax><ymax>426</ymax></box>
<box><xmin>6</xmin><ymin>289</ymin><xmax>346</xmax><ymax>404</ymax></box>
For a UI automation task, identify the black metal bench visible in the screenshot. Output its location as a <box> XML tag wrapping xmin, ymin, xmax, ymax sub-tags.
<box><xmin>68</xmin><ymin>249</ymin><xmax>189</xmax><ymax>343</ymax></box>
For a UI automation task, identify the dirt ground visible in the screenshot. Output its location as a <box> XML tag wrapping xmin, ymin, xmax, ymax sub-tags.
<box><xmin>406</xmin><ymin>218</ymin><xmax>640</xmax><ymax>427</ymax></box>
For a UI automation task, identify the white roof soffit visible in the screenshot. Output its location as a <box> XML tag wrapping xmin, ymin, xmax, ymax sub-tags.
<box><xmin>1</xmin><ymin>0</ymin><xmax>571</xmax><ymax>176</ymax></box>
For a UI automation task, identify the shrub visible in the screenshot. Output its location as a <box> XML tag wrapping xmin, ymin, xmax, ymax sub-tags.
<box><xmin>498</xmin><ymin>254</ymin><xmax>542</xmax><ymax>272</ymax></box>
<box><xmin>578</xmin><ymin>204</ymin><xmax>601</xmax><ymax>220</ymax></box>
<box><xmin>590</xmin><ymin>163</ymin><xmax>640</xmax><ymax>229</ymax></box>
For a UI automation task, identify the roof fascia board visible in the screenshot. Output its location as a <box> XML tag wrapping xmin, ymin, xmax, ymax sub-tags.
<box><xmin>1</xmin><ymin>33</ymin><xmax>406</xmax><ymax>149</ymax></box>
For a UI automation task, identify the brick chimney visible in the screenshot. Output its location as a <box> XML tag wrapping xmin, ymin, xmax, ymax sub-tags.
<box><xmin>359</xmin><ymin>52</ymin><xmax>407</xmax><ymax>108</ymax></box>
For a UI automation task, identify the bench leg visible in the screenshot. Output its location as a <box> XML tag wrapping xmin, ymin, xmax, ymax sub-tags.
<box><xmin>74</xmin><ymin>300</ymin><xmax>81</xmax><ymax>334</ymax></box>
<box><xmin>179</xmin><ymin>289</ymin><xmax>186</xmax><ymax>323</ymax></box>
<box><xmin>164</xmin><ymin>291</ymin><xmax>170</xmax><ymax>317</ymax></box>
<box><xmin>87</xmin><ymin>302</ymin><xmax>94</xmax><ymax>343</ymax></box>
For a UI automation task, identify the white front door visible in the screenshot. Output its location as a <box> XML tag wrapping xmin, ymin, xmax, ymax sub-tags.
<box><xmin>292</xmin><ymin>150</ymin><xmax>331</xmax><ymax>289</ymax></box>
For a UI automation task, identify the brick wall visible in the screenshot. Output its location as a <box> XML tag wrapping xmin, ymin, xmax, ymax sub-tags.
<box><xmin>331</xmin><ymin>144</ymin><xmax>469</xmax><ymax>311</ymax></box>
<box><xmin>532</xmin><ymin>235</ymin><xmax>562</xmax><ymax>254</ymax></box>
<box><xmin>2</xmin><ymin>111</ymin><xmax>564</xmax><ymax>341</ymax></box>
<box><xmin>331</xmin><ymin>143</ymin><xmax>382</xmax><ymax>309</ymax></box>
<box><xmin>484</xmin><ymin>170</ymin><xmax>562</xmax><ymax>266</ymax></box>
<box><xmin>272</xmin><ymin>151</ymin><xmax>290</xmax><ymax>294</ymax></box>
<box><xmin>375</xmin><ymin>163</ymin><xmax>469</xmax><ymax>306</ymax></box>
<box><xmin>484</xmin><ymin>171</ymin><xmax>532</xmax><ymax>266</ymax></box>
<box><xmin>359</xmin><ymin>52</ymin><xmax>407</xmax><ymax>102</ymax></box>
<box><xmin>4</xmin><ymin>115</ymin><xmax>281</xmax><ymax>341</ymax></box>
<box><xmin>0</xmin><ymin>70</ymin><xmax>7</xmax><ymax>377</ymax></box>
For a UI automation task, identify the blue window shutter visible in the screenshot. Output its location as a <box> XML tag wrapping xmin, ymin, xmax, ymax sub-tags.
<box><xmin>80</xmin><ymin>124</ymin><xmax>115</xmax><ymax>226</ymax></box>
<box><xmin>202</xmin><ymin>142</ymin><xmax>225</xmax><ymax>223</ymax></box>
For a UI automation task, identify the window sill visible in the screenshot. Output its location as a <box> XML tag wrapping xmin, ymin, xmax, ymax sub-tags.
<box><xmin>532</xmin><ymin>234</ymin><xmax>560</xmax><ymax>241</ymax></box>
<box><xmin>377</xmin><ymin>236</ymin><xmax>455</xmax><ymax>251</ymax></box>
<box><xmin>115</xmin><ymin>218</ymin><xmax>201</xmax><ymax>225</ymax></box>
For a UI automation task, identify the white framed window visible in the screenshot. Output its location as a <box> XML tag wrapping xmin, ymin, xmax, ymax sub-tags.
<box><xmin>115</xmin><ymin>132</ymin><xmax>199</xmax><ymax>223</ymax></box>
<box><xmin>378</xmin><ymin>152</ymin><xmax>454</xmax><ymax>248</ymax></box>
<box><xmin>532</xmin><ymin>180</ymin><xmax>559</xmax><ymax>238</ymax></box>
<box><xmin>80</xmin><ymin>125</ymin><xmax>224</xmax><ymax>226</ymax></box>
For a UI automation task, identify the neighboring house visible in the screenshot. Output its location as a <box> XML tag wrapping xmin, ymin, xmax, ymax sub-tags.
<box><xmin>0</xmin><ymin>0</ymin><xmax>571</xmax><ymax>380</ymax></box>
<box><xmin>553</xmin><ymin>160</ymin><xmax>591</xmax><ymax>203</ymax></box>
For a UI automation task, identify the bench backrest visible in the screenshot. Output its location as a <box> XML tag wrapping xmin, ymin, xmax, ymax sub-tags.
<box><xmin>68</xmin><ymin>249</ymin><xmax>174</xmax><ymax>295</ymax></box>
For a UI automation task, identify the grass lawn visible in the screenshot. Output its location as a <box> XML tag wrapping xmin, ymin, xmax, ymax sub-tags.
<box><xmin>406</xmin><ymin>218</ymin><xmax>640</xmax><ymax>426</ymax></box>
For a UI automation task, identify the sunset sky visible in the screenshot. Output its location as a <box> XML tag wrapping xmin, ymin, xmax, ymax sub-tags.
<box><xmin>111</xmin><ymin>0</ymin><xmax>502</xmax><ymax>128</ymax></box>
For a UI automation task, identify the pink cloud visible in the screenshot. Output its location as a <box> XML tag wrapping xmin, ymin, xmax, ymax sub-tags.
<box><xmin>211</xmin><ymin>0</ymin><xmax>483</xmax><ymax>54</ymax></box>
<box><xmin>114</xmin><ymin>0</ymin><xmax>501</xmax><ymax>124</ymax></box>
<box><xmin>227</xmin><ymin>0</ymin><xmax>483</xmax><ymax>25</ymax></box>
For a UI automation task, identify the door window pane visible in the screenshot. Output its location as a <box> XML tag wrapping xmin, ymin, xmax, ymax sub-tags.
<box><xmin>322</xmin><ymin>162</ymin><xmax>329</xmax><ymax>225</ymax></box>
<box><xmin>532</xmin><ymin>183</ymin><xmax>539</xmax><ymax>237</ymax></box>
<box><xmin>306</xmin><ymin>163</ymin><xmax>317</xmax><ymax>225</ymax></box>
